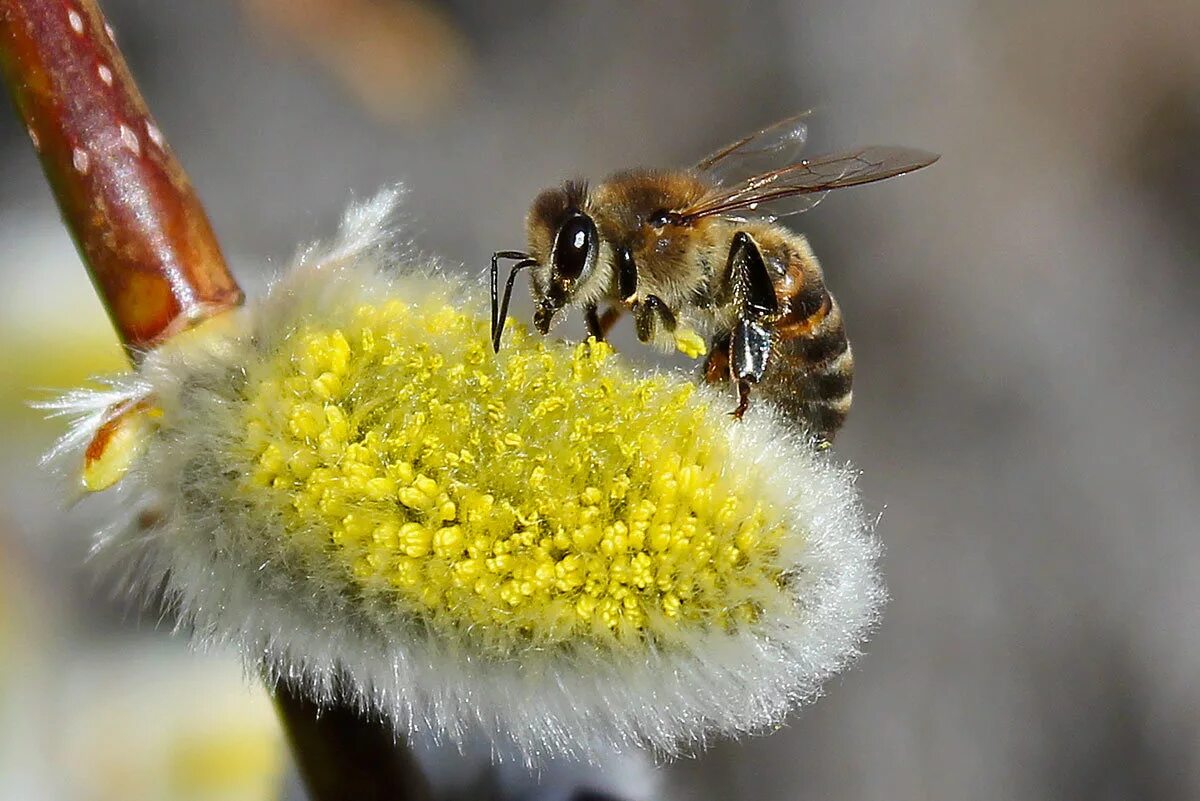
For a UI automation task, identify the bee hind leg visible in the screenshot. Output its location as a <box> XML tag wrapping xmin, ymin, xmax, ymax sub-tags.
<box><xmin>729</xmin><ymin>318</ymin><xmax>772</xmax><ymax>418</ymax></box>
<box><xmin>725</xmin><ymin>231</ymin><xmax>779</xmax><ymax>418</ymax></box>
<box><xmin>702</xmin><ymin>332</ymin><xmax>757</xmax><ymax>420</ymax></box>
<box><xmin>733</xmin><ymin>380</ymin><xmax>752</xmax><ymax>419</ymax></box>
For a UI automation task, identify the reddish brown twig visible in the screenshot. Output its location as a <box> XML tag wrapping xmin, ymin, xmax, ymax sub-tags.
<box><xmin>0</xmin><ymin>0</ymin><xmax>241</xmax><ymax>356</ymax></box>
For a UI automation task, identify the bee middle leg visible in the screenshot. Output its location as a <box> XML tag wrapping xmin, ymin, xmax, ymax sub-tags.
<box><xmin>633</xmin><ymin>294</ymin><xmax>677</xmax><ymax>343</ymax></box>
<box><xmin>703</xmin><ymin>333</ymin><xmax>731</xmax><ymax>384</ymax></box>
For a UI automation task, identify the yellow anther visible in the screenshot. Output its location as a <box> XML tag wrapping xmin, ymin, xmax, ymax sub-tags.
<box><xmin>432</xmin><ymin>526</ymin><xmax>464</xmax><ymax>556</ymax></box>
<box><xmin>414</xmin><ymin>474</ymin><xmax>440</xmax><ymax>498</ymax></box>
<box><xmin>365</xmin><ymin>477</ymin><xmax>396</xmax><ymax>500</ymax></box>
<box><xmin>312</xmin><ymin>371</ymin><xmax>342</xmax><ymax>400</ymax></box>
<box><xmin>236</xmin><ymin>295</ymin><xmax>787</xmax><ymax>652</ymax></box>
<box><xmin>399</xmin><ymin>486</ymin><xmax>432</xmax><ymax>511</ymax></box>
<box><xmin>398</xmin><ymin>522</ymin><xmax>432</xmax><ymax>557</ymax></box>
<box><xmin>373</xmin><ymin>521</ymin><xmax>399</xmax><ymax>547</ymax></box>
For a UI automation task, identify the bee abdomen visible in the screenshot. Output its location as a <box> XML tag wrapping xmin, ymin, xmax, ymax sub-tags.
<box><xmin>765</xmin><ymin>290</ymin><xmax>855</xmax><ymax>440</ymax></box>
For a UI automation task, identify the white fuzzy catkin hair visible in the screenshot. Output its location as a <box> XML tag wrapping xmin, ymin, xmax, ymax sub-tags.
<box><xmin>44</xmin><ymin>190</ymin><xmax>884</xmax><ymax>765</ymax></box>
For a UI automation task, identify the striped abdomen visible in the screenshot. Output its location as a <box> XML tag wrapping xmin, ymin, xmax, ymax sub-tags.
<box><xmin>756</xmin><ymin>233</ymin><xmax>853</xmax><ymax>440</ymax></box>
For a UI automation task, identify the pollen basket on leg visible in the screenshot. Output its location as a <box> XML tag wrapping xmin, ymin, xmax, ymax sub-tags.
<box><xmin>233</xmin><ymin>296</ymin><xmax>792</xmax><ymax>656</ymax></box>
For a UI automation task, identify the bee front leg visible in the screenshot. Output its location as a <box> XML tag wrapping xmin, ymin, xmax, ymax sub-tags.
<box><xmin>585</xmin><ymin>304</ymin><xmax>624</xmax><ymax>341</ymax></box>
<box><xmin>633</xmin><ymin>294</ymin><xmax>677</xmax><ymax>344</ymax></box>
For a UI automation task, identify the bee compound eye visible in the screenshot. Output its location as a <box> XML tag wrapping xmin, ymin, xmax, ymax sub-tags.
<box><xmin>552</xmin><ymin>213</ymin><xmax>597</xmax><ymax>282</ymax></box>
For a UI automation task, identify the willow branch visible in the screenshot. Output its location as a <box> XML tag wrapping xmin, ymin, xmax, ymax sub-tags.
<box><xmin>0</xmin><ymin>0</ymin><xmax>241</xmax><ymax>355</ymax></box>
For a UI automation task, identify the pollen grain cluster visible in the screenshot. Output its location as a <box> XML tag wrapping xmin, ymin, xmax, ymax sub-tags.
<box><xmin>240</xmin><ymin>296</ymin><xmax>788</xmax><ymax>655</ymax></box>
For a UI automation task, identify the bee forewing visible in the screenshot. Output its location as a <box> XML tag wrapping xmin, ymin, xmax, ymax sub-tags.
<box><xmin>682</xmin><ymin>146</ymin><xmax>939</xmax><ymax>222</ymax></box>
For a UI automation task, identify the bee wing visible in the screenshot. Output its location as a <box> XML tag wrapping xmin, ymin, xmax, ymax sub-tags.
<box><xmin>694</xmin><ymin>112</ymin><xmax>812</xmax><ymax>186</ymax></box>
<box><xmin>681</xmin><ymin>146</ymin><xmax>940</xmax><ymax>222</ymax></box>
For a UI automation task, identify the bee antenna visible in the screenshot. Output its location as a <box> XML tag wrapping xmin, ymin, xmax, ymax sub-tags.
<box><xmin>490</xmin><ymin>251</ymin><xmax>535</xmax><ymax>352</ymax></box>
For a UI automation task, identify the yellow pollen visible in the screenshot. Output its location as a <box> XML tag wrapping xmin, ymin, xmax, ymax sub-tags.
<box><xmin>673</xmin><ymin>327</ymin><xmax>708</xmax><ymax>359</ymax></box>
<box><xmin>237</xmin><ymin>297</ymin><xmax>788</xmax><ymax>655</ymax></box>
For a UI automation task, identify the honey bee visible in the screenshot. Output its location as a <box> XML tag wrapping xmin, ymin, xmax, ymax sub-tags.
<box><xmin>490</xmin><ymin>114</ymin><xmax>938</xmax><ymax>442</ymax></box>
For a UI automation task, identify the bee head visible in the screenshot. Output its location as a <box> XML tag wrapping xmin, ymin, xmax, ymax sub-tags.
<box><xmin>526</xmin><ymin>181</ymin><xmax>604</xmax><ymax>334</ymax></box>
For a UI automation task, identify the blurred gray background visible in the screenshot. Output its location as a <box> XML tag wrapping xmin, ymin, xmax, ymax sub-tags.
<box><xmin>1</xmin><ymin>1</ymin><xmax>1198</xmax><ymax>799</ymax></box>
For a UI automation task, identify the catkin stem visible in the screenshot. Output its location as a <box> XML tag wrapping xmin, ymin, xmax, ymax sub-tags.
<box><xmin>275</xmin><ymin>683</ymin><xmax>433</xmax><ymax>801</ymax></box>
<box><xmin>0</xmin><ymin>1</ymin><xmax>428</xmax><ymax>796</ymax></box>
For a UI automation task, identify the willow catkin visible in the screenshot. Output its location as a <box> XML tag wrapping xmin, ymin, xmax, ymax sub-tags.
<box><xmin>42</xmin><ymin>190</ymin><xmax>883</xmax><ymax>763</ymax></box>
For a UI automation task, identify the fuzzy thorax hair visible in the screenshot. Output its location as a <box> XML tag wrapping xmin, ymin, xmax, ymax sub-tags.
<box><xmin>45</xmin><ymin>190</ymin><xmax>883</xmax><ymax>763</ymax></box>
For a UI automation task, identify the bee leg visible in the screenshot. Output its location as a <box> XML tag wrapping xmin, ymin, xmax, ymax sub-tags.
<box><xmin>703</xmin><ymin>333</ymin><xmax>731</xmax><ymax>384</ymax></box>
<box><xmin>633</xmin><ymin>294</ymin><xmax>677</xmax><ymax>343</ymax></box>
<box><xmin>729</xmin><ymin>318</ymin><xmax>772</xmax><ymax>418</ymax></box>
<box><xmin>490</xmin><ymin>250</ymin><xmax>535</xmax><ymax>352</ymax></box>
<box><xmin>728</xmin><ymin>231</ymin><xmax>780</xmax><ymax>318</ymax></box>
<box><xmin>725</xmin><ymin>232</ymin><xmax>779</xmax><ymax>418</ymax></box>
<box><xmin>733</xmin><ymin>380</ymin><xmax>752</xmax><ymax>419</ymax></box>
<box><xmin>599</xmin><ymin>306</ymin><xmax>624</xmax><ymax>336</ymax></box>
<box><xmin>585</xmin><ymin>304</ymin><xmax>624</xmax><ymax>341</ymax></box>
<box><xmin>585</xmin><ymin>304</ymin><xmax>604</xmax><ymax>340</ymax></box>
